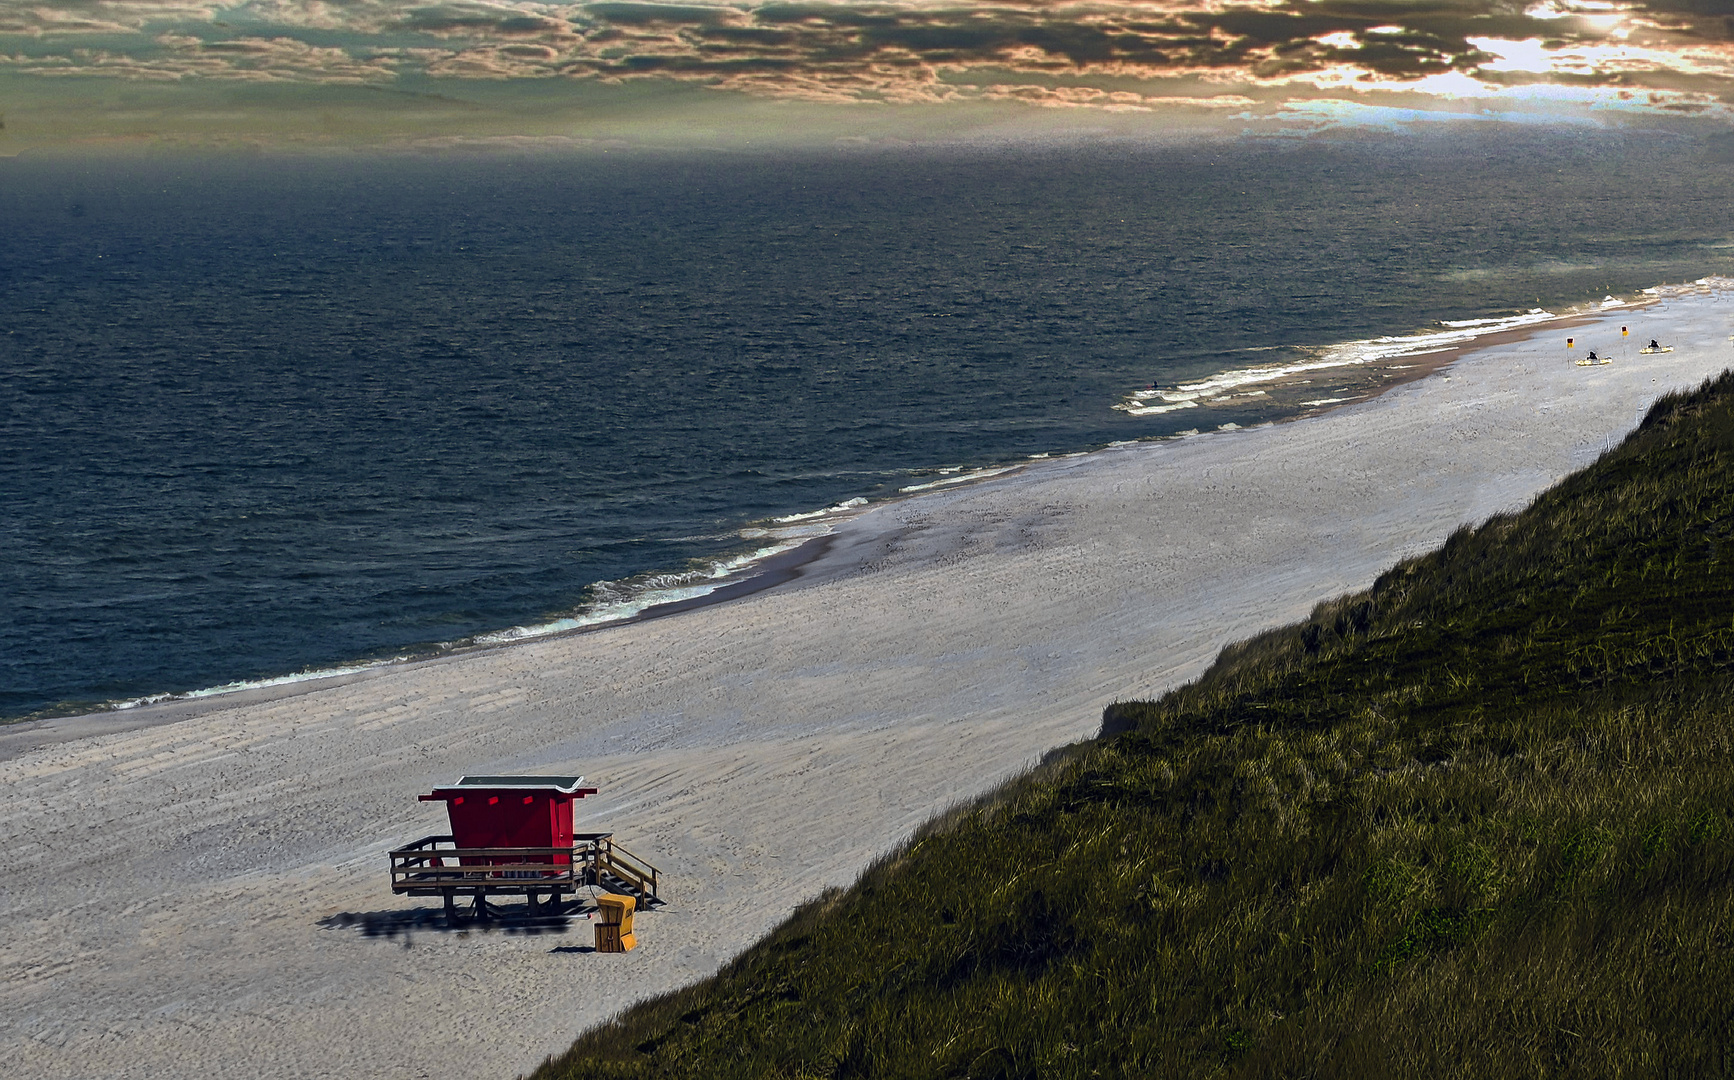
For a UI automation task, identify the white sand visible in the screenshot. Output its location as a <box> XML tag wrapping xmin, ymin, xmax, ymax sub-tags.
<box><xmin>4</xmin><ymin>288</ymin><xmax>1732</xmax><ymax>1079</ymax></box>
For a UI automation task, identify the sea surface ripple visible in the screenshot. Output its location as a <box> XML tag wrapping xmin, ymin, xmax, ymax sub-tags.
<box><xmin>3</xmin><ymin>130</ymin><xmax>1732</xmax><ymax>718</ymax></box>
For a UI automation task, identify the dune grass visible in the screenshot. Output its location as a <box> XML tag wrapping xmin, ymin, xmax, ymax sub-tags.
<box><xmin>531</xmin><ymin>371</ymin><xmax>1734</xmax><ymax>1079</ymax></box>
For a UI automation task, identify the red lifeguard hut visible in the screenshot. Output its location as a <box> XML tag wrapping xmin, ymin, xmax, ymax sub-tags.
<box><xmin>388</xmin><ymin>774</ymin><xmax>660</xmax><ymax>925</ymax></box>
<box><xmin>420</xmin><ymin>775</ymin><xmax>596</xmax><ymax>867</ymax></box>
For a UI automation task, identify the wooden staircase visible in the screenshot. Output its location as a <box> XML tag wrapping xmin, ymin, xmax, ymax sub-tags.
<box><xmin>588</xmin><ymin>835</ymin><xmax>661</xmax><ymax>906</ymax></box>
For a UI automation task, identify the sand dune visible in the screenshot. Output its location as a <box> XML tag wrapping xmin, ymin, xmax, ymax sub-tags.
<box><xmin>4</xmin><ymin>287</ymin><xmax>1732</xmax><ymax>1079</ymax></box>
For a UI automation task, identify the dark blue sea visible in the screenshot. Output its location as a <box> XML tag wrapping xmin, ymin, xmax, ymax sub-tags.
<box><xmin>4</xmin><ymin>129</ymin><xmax>1732</xmax><ymax>720</ymax></box>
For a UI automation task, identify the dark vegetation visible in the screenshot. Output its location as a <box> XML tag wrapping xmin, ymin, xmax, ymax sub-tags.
<box><xmin>532</xmin><ymin>372</ymin><xmax>1734</xmax><ymax>1079</ymax></box>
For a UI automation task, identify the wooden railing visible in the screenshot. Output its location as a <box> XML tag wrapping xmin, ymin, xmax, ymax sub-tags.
<box><xmin>596</xmin><ymin>837</ymin><xmax>660</xmax><ymax>903</ymax></box>
<box><xmin>389</xmin><ymin>835</ymin><xmax>591</xmax><ymax>892</ymax></box>
<box><xmin>389</xmin><ymin>833</ymin><xmax>660</xmax><ymax>903</ymax></box>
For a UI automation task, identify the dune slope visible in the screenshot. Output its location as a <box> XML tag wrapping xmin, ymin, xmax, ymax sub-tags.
<box><xmin>536</xmin><ymin>373</ymin><xmax>1734</xmax><ymax>1078</ymax></box>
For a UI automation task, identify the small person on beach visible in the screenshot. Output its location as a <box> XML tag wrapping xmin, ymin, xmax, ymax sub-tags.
<box><xmin>1651</xmin><ymin>339</ymin><xmax>1660</xmax><ymax>350</ymax></box>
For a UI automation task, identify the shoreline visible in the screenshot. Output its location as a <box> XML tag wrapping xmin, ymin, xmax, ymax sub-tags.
<box><xmin>0</xmin><ymin>290</ymin><xmax>1676</xmax><ymax>755</ymax></box>
<box><xmin>4</xmin><ymin>283</ymin><xmax>1732</xmax><ymax>1080</ymax></box>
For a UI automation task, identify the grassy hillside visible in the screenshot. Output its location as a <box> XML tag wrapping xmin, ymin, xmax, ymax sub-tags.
<box><xmin>533</xmin><ymin>372</ymin><xmax>1734</xmax><ymax>1079</ymax></box>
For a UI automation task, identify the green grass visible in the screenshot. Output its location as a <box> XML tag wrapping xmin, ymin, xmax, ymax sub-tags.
<box><xmin>531</xmin><ymin>372</ymin><xmax>1734</xmax><ymax>1079</ymax></box>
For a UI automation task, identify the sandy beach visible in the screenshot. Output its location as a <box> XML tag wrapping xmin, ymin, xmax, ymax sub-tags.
<box><xmin>4</xmin><ymin>284</ymin><xmax>1732</xmax><ymax>1080</ymax></box>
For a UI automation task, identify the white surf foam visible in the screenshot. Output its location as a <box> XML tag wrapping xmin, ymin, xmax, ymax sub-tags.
<box><xmin>898</xmin><ymin>466</ymin><xmax>1020</xmax><ymax>493</ymax></box>
<box><xmin>473</xmin><ymin>540</ymin><xmax>808</xmax><ymax>645</ymax></box>
<box><xmin>110</xmin><ymin>656</ymin><xmax>411</xmax><ymax>711</ymax></box>
<box><xmin>101</xmin><ymin>497</ymin><xmax>882</xmax><ymax>713</ymax></box>
<box><xmin>476</xmin><ymin>518</ymin><xmax>859</xmax><ymax>646</ymax></box>
<box><xmin>1120</xmin><ymin>399</ymin><xmax>1200</xmax><ymax>417</ymax></box>
<box><xmin>1642</xmin><ymin>276</ymin><xmax>1734</xmax><ymax>299</ymax></box>
<box><xmin>774</xmin><ymin>497</ymin><xmax>868</xmax><ymax>523</ymax></box>
<box><xmin>1114</xmin><ymin>307</ymin><xmax>1559</xmax><ymax>416</ymax></box>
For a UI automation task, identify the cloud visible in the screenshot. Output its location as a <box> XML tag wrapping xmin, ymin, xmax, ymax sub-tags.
<box><xmin>0</xmin><ymin>0</ymin><xmax>226</xmax><ymax>36</ymax></box>
<box><xmin>397</xmin><ymin>4</ymin><xmax>576</xmax><ymax>38</ymax></box>
<box><xmin>1</xmin><ymin>0</ymin><xmax>1730</xmax><ymax>121</ymax></box>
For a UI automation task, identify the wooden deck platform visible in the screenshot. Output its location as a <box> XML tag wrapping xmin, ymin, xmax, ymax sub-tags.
<box><xmin>389</xmin><ymin>832</ymin><xmax>660</xmax><ymax>923</ymax></box>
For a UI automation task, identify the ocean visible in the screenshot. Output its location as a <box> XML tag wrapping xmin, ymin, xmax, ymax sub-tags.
<box><xmin>4</xmin><ymin>128</ymin><xmax>1732</xmax><ymax>720</ymax></box>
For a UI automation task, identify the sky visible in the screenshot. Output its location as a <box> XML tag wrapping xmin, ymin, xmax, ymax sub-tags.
<box><xmin>2</xmin><ymin>0</ymin><xmax>1733</xmax><ymax>149</ymax></box>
